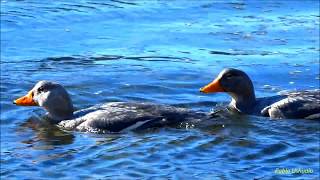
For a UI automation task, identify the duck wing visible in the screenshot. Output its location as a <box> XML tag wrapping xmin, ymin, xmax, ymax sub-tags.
<box><xmin>261</xmin><ymin>90</ymin><xmax>320</xmax><ymax>119</ymax></box>
<box><xmin>59</xmin><ymin>102</ymin><xmax>202</xmax><ymax>133</ymax></box>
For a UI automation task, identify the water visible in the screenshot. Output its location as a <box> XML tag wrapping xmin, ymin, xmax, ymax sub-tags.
<box><xmin>1</xmin><ymin>0</ymin><xmax>319</xmax><ymax>179</ymax></box>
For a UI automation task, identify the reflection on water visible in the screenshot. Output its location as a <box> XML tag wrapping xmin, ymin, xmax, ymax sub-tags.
<box><xmin>18</xmin><ymin>116</ymin><xmax>75</xmax><ymax>147</ymax></box>
<box><xmin>1</xmin><ymin>0</ymin><xmax>319</xmax><ymax>179</ymax></box>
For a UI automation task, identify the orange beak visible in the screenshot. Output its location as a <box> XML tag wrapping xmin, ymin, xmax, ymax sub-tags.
<box><xmin>200</xmin><ymin>78</ymin><xmax>225</xmax><ymax>93</ymax></box>
<box><xmin>14</xmin><ymin>91</ymin><xmax>37</xmax><ymax>106</ymax></box>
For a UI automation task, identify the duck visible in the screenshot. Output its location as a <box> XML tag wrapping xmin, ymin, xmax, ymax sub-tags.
<box><xmin>200</xmin><ymin>68</ymin><xmax>320</xmax><ymax>120</ymax></box>
<box><xmin>14</xmin><ymin>81</ymin><xmax>206</xmax><ymax>133</ymax></box>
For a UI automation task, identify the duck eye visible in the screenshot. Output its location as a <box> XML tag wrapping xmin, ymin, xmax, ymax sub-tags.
<box><xmin>38</xmin><ymin>87</ymin><xmax>44</xmax><ymax>93</ymax></box>
<box><xmin>225</xmin><ymin>73</ymin><xmax>239</xmax><ymax>79</ymax></box>
<box><xmin>225</xmin><ymin>74</ymin><xmax>234</xmax><ymax>79</ymax></box>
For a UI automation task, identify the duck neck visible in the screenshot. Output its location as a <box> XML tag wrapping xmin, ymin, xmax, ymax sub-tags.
<box><xmin>45</xmin><ymin>105</ymin><xmax>74</xmax><ymax>123</ymax></box>
<box><xmin>229</xmin><ymin>91</ymin><xmax>256</xmax><ymax>114</ymax></box>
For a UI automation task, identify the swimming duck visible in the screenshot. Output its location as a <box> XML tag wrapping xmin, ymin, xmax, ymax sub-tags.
<box><xmin>200</xmin><ymin>68</ymin><xmax>320</xmax><ymax>120</ymax></box>
<box><xmin>14</xmin><ymin>81</ymin><xmax>205</xmax><ymax>133</ymax></box>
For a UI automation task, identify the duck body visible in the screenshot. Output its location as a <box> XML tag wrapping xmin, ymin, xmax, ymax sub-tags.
<box><xmin>201</xmin><ymin>68</ymin><xmax>320</xmax><ymax>120</ymax></box>
<box><xmin>259</xmin><ymin>90</ymin><xmax>320</xmax><ymax>120</ymax></box>
<box><xmin>14</xmin><ymin>81</ymin><xmax>206</xmax><ymax>133</ymax></box>
<box><xmin>59</xmin><ymin>102</ymin><xmax>204</xmax><ymax>133</ymax></box>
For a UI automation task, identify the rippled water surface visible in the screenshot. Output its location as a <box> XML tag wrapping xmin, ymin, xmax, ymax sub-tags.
<box><xmin>1</xmin><ymin>0</ymin><xmax>319</xmax><ymax>179</ymax></box>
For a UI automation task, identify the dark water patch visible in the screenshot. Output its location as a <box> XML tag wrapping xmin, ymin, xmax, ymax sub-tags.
<box><xmin>2</xmin><ymin>11</ymin><xmax>37</xmax><ymax>19</ymax></box>
<box><xmin>209</xmin><ymin>50</ymin><xmax>276</xmax><ymax>56</ymax></box>
<box><xmin>89</xmin><ymin>55</ymin><xmax>124</xmax><ymax>61</ymax></box>
<box><xmin>178</xmin><ymin>51</ymin><xmax>191</xmax><ymax>54</ymax></box>
<box><xmin>61</xmin><ymin>3</ymin><xmax>98</xmax><ymax>10</ymax></box>
<box><xmin>123</xmin><ymin>56</ymin><xmax>194</xmax><ymax>63</ymax></box>
<box><xmin>46</xmin><ymin>56</ymin><xmax>81</xmax><ymax>61</ymax></box>
<box><xmin>167</xmin><ymin>135</ymin><xmax>201</xmax><ymax>146</ymax></box>
<box><xmin>196</xmin><ymin>136</ymin><xmax>226</xmax><ymax>149</ymax></box>
<box><xmin>110</xmin><ymin>0</ymin><xmax>138</xmax><ymax>6</ymax></box>
<box><xmin>227</xmin><ymin>2</ymin><xmax>246</xmax><ymax>6</ymax></box>
<box><xmin>263</xmin><ymin>150</ymin><xmax>309</xmax><ymax>164</ymax></box>
<box><xmin>87</xmin><ymin>1</ymin><xmax>123</xmax><ymax>9</ymax></box>
<box><xmin>229</xmin><ymin>138</ymin><xmax>257</xmax><ymax>148</ymax></box>
<box><xmin>18</xmin><ymin>55</ymin><xmax>194</xmax><ymax>66</ymax></box>
<box><xmin>261</xmin><ymin>143</ymin><xmax>288</xmax><ymax>156</ymax></box>
<box><xmin>209</xmin><ymin>51</ymin><xmax>233</xmax><ymax>55</ymax></box>
<box><xmin>1</xmin><ymin>19</ymin><xmax>20</xmax><ymax>24</ymax></box>
<box><xmin>227</xmin><ymin>2</ymin><xmax>246</xmax><ymax>10</ymax></box>
<box><xmin>286</xmin><ymin>150</ymin><xmax>307</xmax><ymax>159</ymax></box>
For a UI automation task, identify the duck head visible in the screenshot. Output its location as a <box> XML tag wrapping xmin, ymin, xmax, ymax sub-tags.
<box><xmin>200</xmin><ymin>68</ymin><xmax>256</xmax><ymax>113</ymax></box>
<box><xmin>14</xmin><ymin>81</ymin><xmax>74</xmax><ymax>122</ymax></box>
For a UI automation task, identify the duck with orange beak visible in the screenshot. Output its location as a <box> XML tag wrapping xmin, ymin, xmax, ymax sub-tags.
<box><xmin>14</xmin><ymin>81</ymin><xmax>74</xmax><ymax>121</ymax></box>
<box><xmin>14</xmin><ymin>81</ymin><xmax>206</xmax><ymax>132</ymax></box>
<box><xmin>200</xmin><ymin>68</ymin><xmax>320</xmax><ymax>120</ymax></box>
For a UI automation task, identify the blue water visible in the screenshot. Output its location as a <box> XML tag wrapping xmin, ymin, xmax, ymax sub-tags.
<box><xmin>1</xmin><ymin>0</ymin><xmax>319</xmax><ymax>179</ymax></box>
